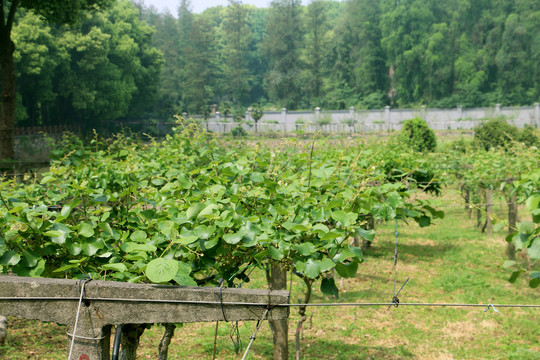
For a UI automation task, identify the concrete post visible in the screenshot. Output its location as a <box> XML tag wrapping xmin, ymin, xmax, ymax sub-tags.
<box><xmin>315</xmin><ymin>107</ymin><xmax>321</xmax><ymax>119</ymax></box>
<box><xmin>385</xmin><ymin>106</ymin><xmax>391</xmax><ymax>131</ymax></box>
<box><xmin>349</xmin><ymin>106</ymin><xmax>355</xmax><ymax>118</ymax></box>
<box><xmin>281</xmin><ymin>108</ymin><xmax>287</xmax><ymax>124</ymax></box>
<box><xmin>495</xmin><ymin>103</ymin><xmax>501</xmax><ymax>114</ymax></box>
<box><xmin>535</xmin><ymin>103</ymin><xmax>540</xmax><ymax>127</ymax></box>
<box><xmin>457</xmin><ymin>105</ymin><xmax>463</xmax><ymax>119</ymax></box>
<box><xmin>0</xmin><ymin>276</ymin><xmax>290</xmax><ymax>360</ymax></box>
<box><xmin>182</xmin><ymin>112</ymin><xmax>188</xmax><ymax>120</ymax></box>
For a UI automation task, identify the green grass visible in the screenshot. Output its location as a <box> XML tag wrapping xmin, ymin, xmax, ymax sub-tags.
<box><xmin>1</xmin><ymin>189</ymin><xmax>539</xmax><ymax>359</ymax></box>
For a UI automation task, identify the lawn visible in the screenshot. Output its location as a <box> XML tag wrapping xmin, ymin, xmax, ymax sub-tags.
<box><xmin>1</xmin><ymin>187</ymin><xmax>538</xmax><ymax>360</ymax></box>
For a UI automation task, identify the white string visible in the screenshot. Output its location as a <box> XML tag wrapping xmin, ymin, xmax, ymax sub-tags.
<box><xmin>68</xmin><ymin>278</ymin><xmax>91</xmax><ymax>360</ymax></box>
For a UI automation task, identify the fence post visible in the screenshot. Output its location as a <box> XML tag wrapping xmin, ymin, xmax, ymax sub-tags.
<box><xmin>385</xmin><ymin>106</ymin><xmax>391</xmax><ymax>131</ymax></box>
<box><xmin>535</xmin><ymin>103</ymin><xmax>540</xmax><ymax>127</ymax></box>
<box><xmin>495</xmin><ymin>103</ymin><xmax>501</xmax><ymax>115</ymax></box>
<box><xmin>281</xmin><ymin>108</ymin><xmax>287</xmax><ymax>125</ymax></box>
<box><xmin>506</xmin><ymin>191</ymin><xmax>518</xmax><ymax>259</ymax></box>
<box><xmin>315</xmin><ymin>107</ymin><xmax>321</xmax><ymax>119</ymax></box>
<box><xmin>485</xmin><ymin>188</ymin><xmax>493</xmax><ymax>236</ymax></box>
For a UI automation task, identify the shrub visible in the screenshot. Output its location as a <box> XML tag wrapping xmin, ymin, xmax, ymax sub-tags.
<box><xmin>231</xmin><ymin>126</ymin><xmax>247</xmax><ymax>137</ymax></box>
<box><xmin>474</xmin><ymin>118</ymin><xmax>519</xmax><ymax>150</ymax></box>
<box><xmin>398</xmin><ymin>117</ymin><xmax>437</xmax><ymax>152</ymax></box>
<box><xmin>516</xmin><ymin>124</ymin><xmax>540</xmax><ymax>148</ymax></box>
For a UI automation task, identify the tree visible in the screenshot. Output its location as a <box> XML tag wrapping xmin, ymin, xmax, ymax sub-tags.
<box><xmin>398</xmin><ymin>117</ymin><xmax>437</xmax><ymax>153</ymax></box>
<box><xmin>180</xmin><ymin>17</ymin><xmax>220</xmax><ymax>114</ymax></box>
<box><xmin>262</xmin><ymin>0</ymin><xmax>303</xmax><ymax>109</ymax></box>
<box><xmin>222</xmin><ymin>0</ymin><xmax>252</xmax><ymax>105</ymax></box>
<box><xmin>0</xmin><ymin>0</ymin><xmax>112</xmax><ymax>160</ymax></box>
<box><xmin>302</xmin><ymin>0</ymin><xmax>328</xmax><ymax>104</ymax></box>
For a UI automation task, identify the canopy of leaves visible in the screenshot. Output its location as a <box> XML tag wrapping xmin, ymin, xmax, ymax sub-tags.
<box><xmin>0</xmin><ymin>121</ymin><xmax>443</xmax><ymax>297</ymax></box>
<box><xmin>398</xmin><ymin>117</ymin><xmax>437</xmax><ymax>153</ymax></box>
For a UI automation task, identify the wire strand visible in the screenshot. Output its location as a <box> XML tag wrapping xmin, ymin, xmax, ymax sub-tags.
<box><xmin>2</xmin><ymin>296</ymin><xmax>538</xmax><ymax>309</ymax></box>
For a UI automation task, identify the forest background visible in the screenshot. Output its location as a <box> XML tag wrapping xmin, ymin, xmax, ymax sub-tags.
<box><xmin>5</xmin><ymin>0</ymin><xmax>540</xmax><ymax>130</ymax></box>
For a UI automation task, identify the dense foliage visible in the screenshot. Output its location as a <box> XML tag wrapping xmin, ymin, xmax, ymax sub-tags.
<box><xmin>398</xmin><ymin>117</ymin><xmax>437</xmax><ymax>153</ymax></box>
<box><xmin>5</xmin><ymin>0</ymin><xmax>540</xmax><ymax>133</ymax></box>
<box><xmin>9</xmin><ymin>0</ymin><xmax>162</xmax><ymax>129</ymax></box>
<box><xmin>474</xmin><ymin>118</ymin><xmax>540</xmax><ymax>150</ymax></box>
<box><xmin>0</xmin><ymin>122</ymin><xmax>444</xmax><ymax>296</ymax></box>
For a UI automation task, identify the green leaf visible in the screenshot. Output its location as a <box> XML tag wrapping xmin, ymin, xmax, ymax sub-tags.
<box><xmin>508</xmin><ymin>270</ymin><xmax>523</xmax><ymax>283</ymax></box>
<box><xmin>268</xmin><ymin>246</ymin><xmax>284</xmax><ymax>261</ymax></box>
<box><xmin>79</xmin><ymin>223</ymin><xmax>95</xmax><ymax>238</ymax></box>
<box><xmin>102</xmin><ymin>263</ymin><xmax>128</xmax><ymax>272</ymax></box>
<box><xmin>121</xmin><ymin>242</ymin><xmax>157</xmax><ymax>253</ymax></box>
<box><xmin>527</xmin><ymin>239</ymin><xmax>540</xmax><ymax>260</ymax></box>
<box><xmin>335</xmin><ymin>261</ymin><xmax>359</xmax><ymax>278</ymax></box>
<box><xmin>319</xmin><ymin>258</ymin><xmax>336</xmax><ymax>273</ymax></box>
<box><xmin>197</xmin><ymin>204</ymin><xmax>219</xmax><ymax>220</ymax></box>
<box><xmin>0</xmin><ymin>251</ymin><xmax>22</xmax><ymax>266</ymax></box>
<box><xmin>293</xmin><ymin>242</ymin><xmax>316</xmax><ymax>256</ymax></box>
<box><xmin>418</xmin><ymin>215</ymin><xmax>431</xmax><ymax>228</ymax></box>
<box><xmin>321</xmin><ymin>230</ymin><xmax>343</xmax><ymax>241</ymax></box>
<box><xmin>186</xmin><ymin>203</ymin><xmax>206</xmax><ymax>220</ymax></box>
<box><xmin>40</xmin><ymin>175</ymin><xmax>55</xmax><ymax>184</ymax></box>
<box><xmin>223</xmin><ymin>229</ymin><xmax>246</xmax><ymax>245</ymax></box>
<box><xmin>130</xmin><ymin>230</ymin><xmax>148</xmax><ymax>242</ymax></box>
<box><xmin>21</xmin><ymin>250</ymin><xmax>40</xmax><ymax>267</ymax></box>
<box><xmin>526</xmin><ymin>194</ymin><xmax>540</xmax><ymax>211</ymax></box>
<box><xmin>530</xmin><ymin>272</ymin><xmax>540</xmax><ymax>288</ymax></box>
<box><xmin>331</xmin><ymin>211</ymin><xmax>357</xmax><ymax>227</ymax></box>
<box><xmin>312</xmin><ymin>224</ymin><xmax>329</xmax><ymax>235</ymax></box>
<box><xmin>173</xmin><ymin>235</ymin><xmax>198</xmax><ymax>245</ymax></box>
<box><xmin>320</xmin><ymin>277</ymin><xmax>339</xmax><ymax>297</ymax></box>
<box><xmin>146</xmin><ymin>258</ymin><xmax>179</xmax><ymax>283</ymax></box>
<box><xmin>356</xmin><ymin>227</ymin><xmax>375</xmax><ymax>241</ymax></box>
<box><xmin>503</xmin><ymin>260</ymin><xmax>517</xmax><ymax>269</ymax></box>
<box><xmin>292</xmin><ymin>224</ymin><xmax>310</xmax><ymax>232</ymax></box>
<box><xmin>348</xmin><ymin>245</ymin><xmax>363</xmax><ymax>261</ymax></box>
<box><xmin>14</xmin><ymin>259</ymin><xmax>46</xmax><ymax>277</ymax></box>
<box><xmin>157</xmin><ymin>220</ymin><xmax>174</xmax><ymax>236</ymax></box>
<box><xmin>43</xmin><ymin>230</ymin><xmax>64</xmax><ymax>237</ymax></box>
<box><xmin>304</xmin><ymin>259</ymin><xmax>320</xmax><ymax>279</ymax></box>
<box><xmin>517</xmin><ymin>221</ymin><xmax>534</xmax><ymax>235</ymax></box>
<box><xmin>173</xmin><ymin>262</ymin><xmax>197</xmax><ymax>286</ymax></box>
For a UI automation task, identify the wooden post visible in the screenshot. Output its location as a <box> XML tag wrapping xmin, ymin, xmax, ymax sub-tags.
<box><xmin>267</xmin><ymin>264</ymin><xmax>289</xmax><ymax>360</ymax></box>
<box><xmin>485</xmin><ymin>188</ymin><xmax>493</xmax><ymax>236</ymax></box>
<box><xmin>0</xmin><ymin>276</ymin><xmax>289</xmax><ymax>360</ymax></box>
<box><xmin>506</xmin><ymin>191</ymin><xmax>518</xmax><ymax>260</ymax></box>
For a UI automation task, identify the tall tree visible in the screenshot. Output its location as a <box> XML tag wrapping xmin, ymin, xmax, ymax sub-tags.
<box><xmin>0</xmin><ymin>0</ymin><xmax>112</xmax><ymax>160</ymax></box>
<box><xmin>302</xmin><ymin>0</ymin><xmax>328</xmax><ymax>105</ymax></box>
<box><xmin>329</xmin><ymin>0</ymin><xmax>387</xmax><ymax>108</ymax></box>
<box><xmin>262</xmin><ymin>0</ymin><xmax>303</xmax><ymax>109</ymax></box>
<box><xmin>222</xmin><ymin>0</ymin><xmax>252</xmax><ymax>105</ymax></box>
<box><xmin>180</xmin><ymin>17</ymin><xmax>220</xmax><ymax>114</ymax></box>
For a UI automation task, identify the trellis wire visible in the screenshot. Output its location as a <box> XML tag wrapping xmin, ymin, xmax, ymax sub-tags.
<box><xmin>2</xmin><ymin>296</ymin><xmax>538</xmax><ymax>309</ymax></box>
<box><xmin>240</xmin><ymin>308</ymin><xmax>269</xmax><ymax>360</ymax></box>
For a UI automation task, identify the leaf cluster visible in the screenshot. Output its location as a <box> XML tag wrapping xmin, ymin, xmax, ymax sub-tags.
<box><xmin>0</xmin><ymin>123</ymin><xmax>443</xmax><ymax>296</ymax></box>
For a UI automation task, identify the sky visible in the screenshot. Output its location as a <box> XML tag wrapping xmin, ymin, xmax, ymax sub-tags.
<box><xmin>142</xmin><ymin>0</ymin><xmax>310</xmax><ymax>15</ymax></box>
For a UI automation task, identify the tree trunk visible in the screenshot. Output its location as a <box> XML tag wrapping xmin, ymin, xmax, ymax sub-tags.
<box><xmin>0</xmin><ymin>316</ymin><xmax>7</xmax><ymax>346</ymax></box>
<box><xmin>267</xmin><ymin>264</ymin><xmax>288</xmax><ymax>360</ymax></box>
<box><xmin>0</xmin><ymin>17</ymin><xmax>17</xmax><ymax>160</ymax></box>
<box><xmin>485</xmin><ymin>188</ymin><xmax>493</xmax><ymax>236</ymax></box>
<box><xmin>158</xmin><ymin>324</ymin><xmax>176</xmax><ymax>360</ymax></box>
<box><xmin>506</xmin><ymin>191</ymin><xmax>518</xmax><ymax>260</ymax></box>
<box><xmin>119</xmin><ymin>324</ymin><xmax>146</xmax><ymax>360</ymax></box>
